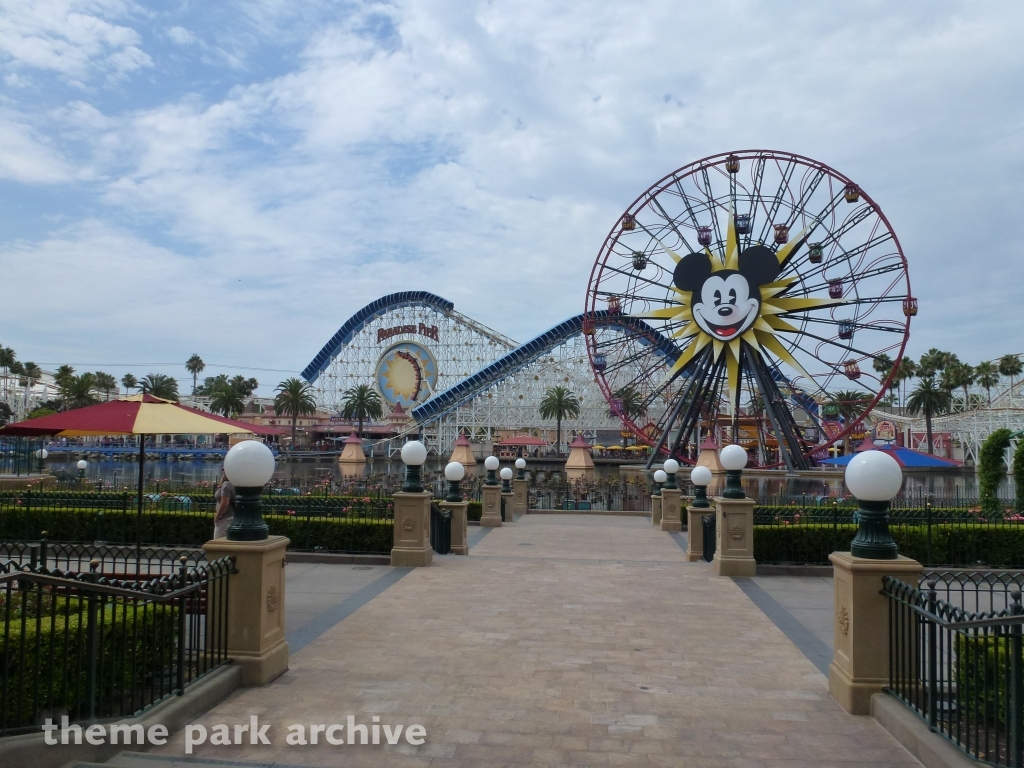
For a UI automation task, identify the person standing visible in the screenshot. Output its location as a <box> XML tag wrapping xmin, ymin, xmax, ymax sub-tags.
<box><xmin>213</xmin><ymin>468</ymin><xmax>236</xmax><ymax>539</ymax></box>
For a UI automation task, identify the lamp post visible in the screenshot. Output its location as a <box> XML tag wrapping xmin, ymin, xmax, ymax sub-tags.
<box><xmin>400</xmin><ymin>440</ymin><xmax>427</xmax><ymax>493</ymax></box>
<box><xmin>500</xmin><ymin>467</ymin><xmax>513</xmax><ymax>493</ymax></box>
<box><xmin>846</xmin><ymin>450</ymin><xmax>902</xmax><ymax>559</ymax></box>
<box><xmin>720</xmin><ymin>444</ymin><xmax>747</xmax><ymax>499</ymax></box>
<box><xmin>662</xmin><ymin>458</ymin><xmax>679</xmax><ymax>490</ymax></box>
<box><xmin>690</xmin><ymin>465</ymin><xmax>712</xmax><ymax>508</ymax></box>
<box><xmin>653</xmin><ymin>469</ymin><xmax>666</xmax><ymax>496</ymax></box>
<box><xmin>445</xmin><ymin>461</ymin><xmax>465</xmax><ymax>502</ymax></box>
<box><xmin>484</xmin><ymin>455</ymin><xmax>499</xmax><ymax>485</ymax></box>
<box><xmin>515</xmin><ymin>457</ymin><xmax>526</xmax><ymax>480</ymax></box>
<box><xmin>35</xmin><ymin>448</ymin><xmax>47</xmax><ymax>473</ymax></box>
<box><xmin>225</xmin><ymin>440</ymin><xmax>276</xmax><ymax>541</ymax></box>
<box><xmin>77</xmin><ymin>458</ymin><xmax>87</xmax><ymax>479</ymax></box>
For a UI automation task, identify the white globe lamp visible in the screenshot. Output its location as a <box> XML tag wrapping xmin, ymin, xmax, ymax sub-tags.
<box><xmin>662</xmin><ymin>458</ymin><xmax>679</xmax><ymax>489</ymax></box>
<box><xmin>484</xmin><ymin>455</ymin><xmax>500</xmax><ymax>485</ymax></box>
<box><xmin>515</xmin><ymin>457</ymin><xmax>527</xmax><ymax>479</ymax></box>
<box><xmin>720</xmin><ymin>444</ymin><xmax>748</xmax><ymax>499</ymax></box>
<box><xmin>400</xmin><ymin>440</ymin><xmax>428</xmax><ymax>493</ymax></box>
<box><xmin>690</xmin><ymin>465</ymin><xmax>713</xmax><ymax>508</ymax></box>
<box><xmin>444</xmin><ymin>461</ymin><xmax>465</xmax><ymax>502</ymax></box>
<box><xmin>846</xmin><ymin>450</ymin><xmax>903</xmax><ymax>559</ymax></box>
<box><xmin>500</xmin><ymin>466</ymin><xmax>513</xmax><ymax>492</ymax></box>
<box><xmin>223</xmin><ymin>440</ymin><xmax>276</xmax><ymax>541</ymax></box>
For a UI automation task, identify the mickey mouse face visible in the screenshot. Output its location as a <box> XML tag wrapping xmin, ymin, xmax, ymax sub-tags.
<box><xmin>673</xmin><ymin>245</ymin><xmax>781</xmax><ymax>343</ymax></box>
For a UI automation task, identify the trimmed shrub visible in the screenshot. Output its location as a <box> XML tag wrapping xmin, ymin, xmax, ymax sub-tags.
<box><xmin>467</xmin><ymin>502</ymin><xmax>481</xmax><ymax>522</ymax></box>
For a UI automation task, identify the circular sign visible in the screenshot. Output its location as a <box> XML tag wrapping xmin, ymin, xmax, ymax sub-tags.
<box><xmin>376</xmin><ymin>342</ymin><xmax>438</xmax><ymax>408</ymax></box>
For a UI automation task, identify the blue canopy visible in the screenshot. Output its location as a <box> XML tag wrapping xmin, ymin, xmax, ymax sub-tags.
<box><xmin>819</xmin><ymin>445</ymin><xmax>961</xmax><ymax>468</ymax></box>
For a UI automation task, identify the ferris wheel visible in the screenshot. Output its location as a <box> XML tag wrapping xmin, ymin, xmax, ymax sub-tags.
<box><xmin>585</xmin><ymin>150</ymin><xmax>915</xmax><ymax>470</ymax></box>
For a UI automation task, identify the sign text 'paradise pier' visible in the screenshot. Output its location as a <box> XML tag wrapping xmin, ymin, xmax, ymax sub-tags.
<box><xmin>378</xmin><ymin>323</ymin><xmax>439</xmax><ymax>343</ymax></box>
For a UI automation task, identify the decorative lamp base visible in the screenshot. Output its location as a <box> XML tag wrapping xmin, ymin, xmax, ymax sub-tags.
<box><xmin>691</xmin><ymin>486</ymin><xmax>710</xmax><ymax>508</ymax></box>
<box><xmin>227</xmin><ymin>486</ymin><xmax>269</xmax><ymax>541</ymax></box>
<box><xmin>722</xmin><ymin>470</ymin><xmax>745</xmax><ymax>499</ymax></box>
<box><xmin>402</xmin><ymin>465</ymin><xmax>424</xmax><ymax>494</ymax></box>
<box><xmin>850</xmin><ymin>500</ymin><xmax>898</xmax><ymax>560</ymax></box>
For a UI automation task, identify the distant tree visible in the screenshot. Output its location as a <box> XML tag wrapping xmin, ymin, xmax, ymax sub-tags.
<box><xmin>0</xmin><ymin>401</ymin><xmax>12</xmax><ymax>426</ymax></box>
<box><xmin>539</xmin><ymin>386</ymin><xmax>581</xmax><ymax>455</ymax></box>
<box><xmin>185</xmin><ymin>354</ymin><xmax>205</xmax><ymax>394</ymax></box>
<box><xmin>974</xmin><ymin>361</ymin><xmax>1000</xmax><ymax>406</ymax></box>
<box><xmin>610</xmin><ymin>386</ymin><xmax>646</xmax><ymax>447</ymax></box>
<box><xmin>872</xmin><ymin>353</ymin><xmax>894</xmax><ymax>380</ymax></box>
<box><xmin>340</xmin><ymin>384</ymin><xmax>384</xmax><ymax>440</ymax></box>
<box><xmin>826</xmin><ymin>389</ymin><xmax>872</xmax><ymax>453</ymax></box>
<box><xmin>26</xmin><ymin>407</ymin><xmax>57</xmax><ymax>420</ymax></box>
<box><xmin>230</xmin><ymin>375</ymin><xmax>259</xmax><ymax>397</ymax></box>
<box><xmin>139</xmin><ymin>373</ymin><xmax>179</xmax><ymax>401</ymax></box>
<box><xmin>1014</xmin><ymin>439</ymin><xmax>1024</xmax><ymax>515</ymax></box>
<box><xmin>941</xmin><ymin>361</ymin><xmax>975</xmax><ymax>408</ymax></box>
<box><xmin>274</xmin><ymin>378</ymin><xmax>318</xmax><ymax>446</ymax></box>
<box><xmin>53</xmin><ymin>365</ymin><xmax>76</xmax><ymax>389</ymax></box>
<box><xmin>63</xmin><ymin>373</ymin><xmax>99</xmax><ymax>409</ymax></box>
<box><xmin>918</xmin><ymin>349</ymin><xmax>957</xmax><ymax>378</ymax></box>
<box><xmin>0</xmin><ymin>346</ymin><xmax>15</xmax><ymax>403</ymax></box>
<box><xmin>978</xmin><ymin>428</ymin><xmax>1012</xmax><ymax>515</ymax></box>
<box><xmin>209</xmin><ymin>382</ymin><xmax>244</xmax><ymax>417</ymax></box>
<box><xmin>906</xmin><ymin>376</ymin><xmax>951</xmax><ymax>455</ymax></box>
<box><xmin>93</xmin><ymin>371</ymin><xmax>118</xmax><ymax>401</ymax></box>
<box><xmin>999</xmin><ymin>354</ymin><xmax>1023</xmax><ymax>399</ymax></box>
<box><xmin>121</xmin><ymin>373</ymin><xmax>138</xmax><ymax>395</ymax></box>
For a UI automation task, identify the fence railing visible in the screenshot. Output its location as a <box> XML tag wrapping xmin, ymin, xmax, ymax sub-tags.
<box><xmin>528</xmin><ymin>481</ymin><xmax>652</xmax><ymax>511</ymax></box>
<box><xmin>430</xmin><ymin>503</ymin><xmax>451</xmax><ymax>555</ymax></box>
<box><xmin>0</xmin><ymin>553</ymin><xmax>234</xmax><ymax>736</ymax></box>
<box><xmin>883</xmin><ymin>572</ymin><xmax>1024</xmax><ymax>768</ymax></box>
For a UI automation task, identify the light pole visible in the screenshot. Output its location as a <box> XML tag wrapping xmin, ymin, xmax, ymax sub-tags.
<box><xmin>690</xmin><ymin>465</ymin><xmax>712</xmax><ymax>508</ymax></box>
<box><xmin>662</xmin><ymin>459</ymin><xmax>679</xmax><ymax>490</ymax></box>
<box><xmin>224</xmin><ymin>440</ymin><xmax>276</xmax><ymax>541</ymax></box>
<box><xmin>484</xmin><ymin>455</ymin><xmax>499</xmax><ymax>485</ymax></box>
<box><xmin>653</xmin><ymin>469</ymin><xmax>666</xmax><ymax>496</ymax></box>
<box><xmin>500</xmin><ymin>467</ymin><xmax>513</xmax><ymax>493</ymax></box>
<box><xmin>720</xmin><ymin>444</ymin><xmax>747</xmax><ymax>499</ymax></box>
<box><xmin>77</xmin><ymin>458</ymin><xmax>87</xmax><ymax>479</ymax></box>
<box><xmin>515</xmin><ymin>457</ymin><xmax>526</xmax><ymax>480</ymax></box>
<box><xmin>445</xmin><ymin>461</ymin><xmax>465</xmax><ymax>502</ymax></box>
<box><xmin>846</xmin><ymin>450</ymin><xmax>902</xmax><ymax>559</ymax></box>
<box><xmin>400</xmin><ymin>440</ymin><xmax>427</xmax><ymax>493</ymax></box>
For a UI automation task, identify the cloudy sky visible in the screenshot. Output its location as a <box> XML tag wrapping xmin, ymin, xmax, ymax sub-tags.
<box><xmin>1</xmin><ymin>0</ymin><xmax>1022</xmax><ymax>394</ymax></box>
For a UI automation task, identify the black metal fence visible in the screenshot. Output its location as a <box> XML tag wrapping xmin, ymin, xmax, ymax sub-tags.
<box><xmin>0</xmin><ymin>551</ymin><xmax>234</xmax><ymax>736</ymax></box>
<box><xmin>528</xmin><ymin>480</ymin><xmax>651</xmax><ymax>512</ymax></box>
<box><xmin>883</xmin><ymin>572</ymin><xmax>1024</xmax><ymax>768</ymax></box>
<box><xmin>0</xmin><ymin>438</ymin><xmax>46</xmax><ymax>477</ymax></box>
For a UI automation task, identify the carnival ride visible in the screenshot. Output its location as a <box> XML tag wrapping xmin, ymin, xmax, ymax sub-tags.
<box><xmin>585</xmin><ymin>150</ymin><xmax>914</xmax><ymax>469</ymax></box>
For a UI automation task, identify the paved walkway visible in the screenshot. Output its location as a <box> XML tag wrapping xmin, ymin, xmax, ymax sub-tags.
<box><xmin>155</xmin><ymin>515</ymin><xmax>919</xmax><ymax>767</ymax></box>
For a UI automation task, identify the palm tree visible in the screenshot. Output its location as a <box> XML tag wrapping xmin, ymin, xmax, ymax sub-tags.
<box><xmin>209</xmin><ymin>384</ymin><xmax>244</xmax><ymax>417</ymax></box>
<box><xmin>941</xmin><ymin>361</ymin><xmax>974</xmax><ymax>409</ymax></box>
<box><xmin>893</xmin><ymin>357</ymin><xmax>917</xmax><ymax>407</ymax></box>
<box><xmin>827</xmin><ymin>389</ymin><xmax>872</xmax><ymax>454</ymax></box>
<box><xmin>93</xmin><ymin>371</ymin><xmax>118</xmax><ymax>401</ymax></box>
<box><xmin>539</xmin><ymin>386</ymin><xmax>581</xmax><ymax>455</ymax></box>
<box><xmin>974</xmin><ymin>361</ymin><xmax>1000</xmax><ymax>406</ymax></box>
<box><xmin>999</xmin><ymin>354</ymin><xmax>1023</xmax><ymax>402</ymax></box>
<box><xmin>872</xmin><ymin>353</ymin><xmax>894</xmax><ymax>380</ymax></box>
<box><xmin>340</xmin><ymin>384</ymin><xmax>384</xmax><ymax>439</ymax></box>
<box><xmin>274</xmin><ymin>378</ymin><xmax>318</xmax><ymax>446</ymax></box>
<box><xmin>185</xmin><ymin>354</ymin><xmax>205</xmax><ymax>394</ymax></box>
<box><xmin>918</xmin><ymin>348</ymin><xmax>956</xmax><ymax>378</ymax></box>
<box><xmin>906</xmin><ymin>376</ymin><xmax>952</xmax><ymax>455</ymax></box>
<box><xmin>63</xmin><ymin>373</ymin><xmax>99</xmax><ymax>409</ymax></box>
<box><xmin>54</xmin><ymin>365</ymin><xmax>76</xmax><ymax>390</ymax></box>
<box><xmin>121</xmin><ymin>373</ymin><xmax>138</xmax><ymax>396</ymax></box>
<box><xmin>139</xmin><ymin>373</ymin><xmax>179</xmax><ymax>401</ymax></box>
<box><xmin>20</xmin><ymin>362</ymin><xmax>41</xmax><ymax>413</ymax></box>
<box><xmin>230</xmin><ymin>375</ymin><xmax>259</xmax><ymax>397</ymax></box>
<box><xmin>0</xmin><ymin>346</ymin><xmax>15</xmax><ymax>404</ymax></box>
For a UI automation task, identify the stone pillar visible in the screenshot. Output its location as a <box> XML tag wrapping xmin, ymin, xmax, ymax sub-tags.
<box><xmin>480</xmin><ymin>485</ymin><xmax>502</xmax><ymax>527</ymax></box>
<box><xmin>202</xmin><ymin>535</ymin><xmax>289</xmax><ymax>687</ymax></box>
<box><xmin>512</xmin><ymin>478</ymin><xmax>528</xmax><ymax>519</ymax></box>
<box><xmin>501</xmin><ymin>491</ymin><xmax>515</xmax><ymax>523</ymax></box>
<box><xmin>660</xmin><ymin>487</ymin><xmax>682</xmax><ymax>532</ymax></box>
<box><xmin>440</xmin><ymin>500</ymin><xmax>468</xmax><ymax>555</ymax></box>
<box><xmin>390</xmin><ymin>490</ymin><xmax>433</xmax><ymax>566</ymax></box>
<box><xmin>685</xmin><ymin>506</ymin><xmax>712</xmax><ymax>561</ymax></box>
<box><xmin>828</xmin><ymin>552</ymin><xmax>923</xmax><ymax>714</ymax></box>
<box><xmin>711</xmin><ymin>496</ymin><xmax>756</xmax><ymax>577</ymax></box>
<box><xmin>650</xmin><ymin>492</ymin><xmax>662</xmax><ymax>526</ymax></box>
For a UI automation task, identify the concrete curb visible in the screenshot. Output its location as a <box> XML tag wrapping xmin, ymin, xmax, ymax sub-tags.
<box><xmin>284</xmin><ymin>552</ymin><xmax>390</xmax><ymax>565</ymax></box>
<box><xmin>871</xmin><ymin>693</ymin><xmax>985</xmax><ymax>768</ymax></box>
<box><xmin>0</xmin><ymin>664</ymin><xmax>242</xmax><ymax>768</ymax></box>
<box><xmin>756</xmin><ymin>564</ymin><xmax>833</xmax><ymax>577</ymax></box>
<box><xmin>526</xmin><ymin>509</ymin><xmax>650</xmax><ymax>517</ymax></box>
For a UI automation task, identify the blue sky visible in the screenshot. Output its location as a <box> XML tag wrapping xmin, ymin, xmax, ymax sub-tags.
<box><xmin>2</xmin><ymin>0</ymin><xmax>1023</xmax><ymax>394</ymax></box>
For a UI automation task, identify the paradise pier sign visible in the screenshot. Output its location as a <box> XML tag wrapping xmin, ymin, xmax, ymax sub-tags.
<box><xmin>378</xmin><ymin>323</ymin><xmax>440</xmax><ymax>343</ymax></box>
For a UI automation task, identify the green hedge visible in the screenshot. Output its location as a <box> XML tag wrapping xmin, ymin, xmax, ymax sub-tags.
<box><xmin>753</xmin><ymin>523</ymin><xmax>1024</xmax><ymax>567</ymax></box>
<box><xmin>0</xmin><ymin>507</ymin><xmax>394</xmax><ymax>554</ymax></box>
<box><xmin>0</xmin><ymin>596</ymin><xmax>176</xmax><ymax>730</ymax></box>
<box><xmin>956</xmin><ymin>635</ymin><xmax>1012</xmax><ymax>726</ymax></box>
<box><xmin>467</xmin><ymin>502</ymin><xmax>481</xmax><ymax>522</ymax></box>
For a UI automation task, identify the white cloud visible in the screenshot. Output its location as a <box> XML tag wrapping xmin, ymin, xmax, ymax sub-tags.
<box><xmin>167</xmin><ymin>25</ymin><xmax>194</xmax><ymax>46</ymax></box>
<box><xmin>0</xmin><ymin>114</ymin><xmax>70</xmax><ymax>183</ymax></box>
<box><xmin>0</xmin><ymin>0</ymin><xmax>152</xmax><ymax>82</ymax></box>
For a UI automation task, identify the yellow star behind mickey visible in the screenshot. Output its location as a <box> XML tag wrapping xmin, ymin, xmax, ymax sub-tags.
<box><xmin>632</xmin><ymin>208</ymin><xmax>842</xmax><ymax>406</ymax></box>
